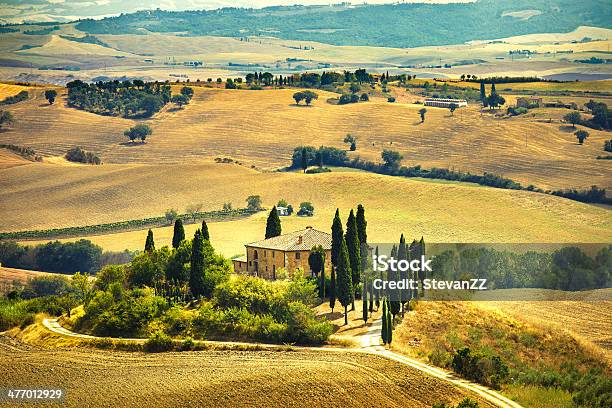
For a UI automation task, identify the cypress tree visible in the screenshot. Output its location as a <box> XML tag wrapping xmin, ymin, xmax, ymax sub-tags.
<box><xmin>265</xmin><ymin>206</ymin><xmax>282</xmax><ymax>239</ymax></box>
<box><xmin>419</xmin><ymin>236</ymin><xmax>426</xmax><ymax>297</ymax></box>
<box><xmin>491</xmin><ymin>82</ymin><xmax>497</xmax><ymax>95</ymax></box>
<box><xmin>172</xmin><ymin>219</ymin><xmax>185</xmax><ymax>249</ymax></box>
<box><xmin>345</xmin><ymin>209</ymin><xmax>361</xmax><ymax>310</ymax></box>
<box><xmin>479</xmin><ymin>81</ymin><xmax>486</xmax><ymax>103</ymax></box>
<box><xmin>329</xmin><ymin>266</ymin><xmax>336</xmax><ymax>313</ymax></box>
<box><xmin>362</xmin><ymin>279</ymin><xmax>368</xmax><ymax>323</ymax></box>
<box><xmin>330</xmin><ymin>209</ymin><xmax>343</xmax><ymax>314</ymax></box>
<box><xmin>336</xmin><ymin>237</ymin><xmax>354</xmax><ymax>326</ymax></box>
<box><xmin>398</xmin><ymin>234</ymin><xmax>408</xmax><ymax>316</ymax></box>
<box><xmin>201</xmin><ymin>220</ymin><xmax>210</xmax><ymax>241</ymax></box>
<box><xmin>386</xmin><ymin>304</ymin><xmax>393</xmax><ymax>345</ymax></box>
<box><xmin>375</xmin><ymin>246</ymin><xmax>381</xmax><ymax>310</ymax></box>
<box><xmin>145</xmin><ymin>229</ymin><xmax>155</xmax><ymax>253</ymax></box>
<box><xmin>356</xmin><ymin>204</ymin><xmax>367</xmax><ymax>244</ymax></box>
<box><xmin>381</xmin><ymin>297</ymin><xmax>388</xmax><ymax>344</ymax></box>
<box><xmin>190</xmin><ymin>229</ymin><xmax>206</xmax><ymax>298</ymax></box>
<box><xmin>388</xmin><ymin>244</ymin><xmax>401</xmax><ymax>318</ymax></box>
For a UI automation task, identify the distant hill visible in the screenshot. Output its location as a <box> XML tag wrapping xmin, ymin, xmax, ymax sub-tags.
<box><xmin>75</xmin><ymin>0</ymin><xmax>612</xmax><ymax>48</ymax></box>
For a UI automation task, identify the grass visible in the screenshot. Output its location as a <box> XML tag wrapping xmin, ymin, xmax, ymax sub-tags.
<box><xmin>1</xmin><ymin>86</ymin><xmax>610</xmax><ymax>192</ymax></box>
<box><xmin>501</xmin><ymin>384</ymin><xmax>574</xmax><ymax>408</ymax></box>
<box><xmin>3</xmin><ymin>163</ymin><xmax>609</xmax><ymax>256</ymax></box>
<box><xmin>391</xmin><ymin>293</ymin><xmax>611</xmax><ymax>408</ymax></box>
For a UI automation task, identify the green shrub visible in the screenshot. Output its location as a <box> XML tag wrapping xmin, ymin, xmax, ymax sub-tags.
<box><xmin>179</xmin><ymin>337</ymin><xmax>195</xmax><ymax>351</ymax></box>
<box><xmin>451</xmin><ymin>347</ymin><xmax>509</xmax><ymax>389</ymax></box>
<box><xmin>144</xmin><ymin>331</ymin><xmax>173</xmax><ymax>352</ymax></box>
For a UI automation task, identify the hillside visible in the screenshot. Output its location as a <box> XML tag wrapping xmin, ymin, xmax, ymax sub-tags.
<box><xmin>74</xmin><ymin>0</ymin><xmax>612</xmax><ymax>48</ymax></box>
<box><xmin>2</xmin><ymin>161</ymin><xmax>609</xmax><ymax>256</ymax></box>
<box><xmin>0</xmin><ymin>87</ymin><xmax>610</xmax><ymax>191</ymax></box>
<box><xmin>0</xmin><ymin>266</ymin><xmax>59</xmax><ymax>294</ymax></box>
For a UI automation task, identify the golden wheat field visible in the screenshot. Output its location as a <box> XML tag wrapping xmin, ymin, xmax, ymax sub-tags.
<box><xmin>0</xmin><ymin>335</ymin><xmax>495</xmax><ymax>408</ymax></box>
<box><xmin>3</xmin><ymin>161</ymin><xmax>609</xmax><ymax>256</ymax></box>
<box><xmin>475</xmin><ymin>289</ymin><xmax>612</xmax><ymax>362</ymax></box>
<box><xmin>0</xmin><ymin>86</ymin><xmax>610</xmax><ymax>191</ymax></box>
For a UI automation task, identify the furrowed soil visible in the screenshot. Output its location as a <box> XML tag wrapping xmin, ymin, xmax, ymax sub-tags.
<box><xmin>0</xmin><ymin>335</ymin><xmax>495</xmax><ymax>408</ymax></box>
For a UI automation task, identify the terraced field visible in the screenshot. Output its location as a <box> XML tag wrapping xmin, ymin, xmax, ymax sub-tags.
<box><xmin>0</xmin><ymin>336</ymin><xmax>495</xmax><ymax>408</ymax></box>
<box><xmin>0</xmin><ymin>86</ymin><xmax>609</xmax><ymax>191</ymax></box>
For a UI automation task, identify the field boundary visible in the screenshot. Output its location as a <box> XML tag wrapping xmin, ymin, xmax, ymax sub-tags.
<box><xmin>40</xmin><ymin>317</ymin><xmax>522</xmax><ymax>408</ymax></box>
<box><xmin>0</xmin><ymin>209</ymin><xmax>260</xmax><ymax>241</ymax></box>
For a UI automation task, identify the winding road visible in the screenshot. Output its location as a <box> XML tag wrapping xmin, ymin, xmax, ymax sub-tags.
<box><xmin>42</xmin><ymin>317</ymin><xmax>522</xmax><ymax>408</ymax></box>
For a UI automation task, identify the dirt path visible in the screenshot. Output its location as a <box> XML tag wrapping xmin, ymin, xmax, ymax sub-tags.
<box><xmin>42</xmin><ymin>318</ymin><xmax>522</xmax><ymax>408</ymax></box>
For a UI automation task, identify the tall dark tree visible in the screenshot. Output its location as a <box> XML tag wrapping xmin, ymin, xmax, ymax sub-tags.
<box><xmin>201</xmin><ymin>220</ymin><xmax>210</xmax><ymax>241</ymax></box>
<box><xmin>308</xmin><ymin>245</ymin><xmax>326</xmax><ymax>298</ymax></box>
<box><xmin>329</xmin><ymin>265</ymin><xmax>336</xmax><ymax>312</ymax></box>
<box><xmin>386</xmin><ymin>300</ymin><xmax>393</xmax><ymax>345</ymax></box>
<box><xmin>190</xmin><ymin>229</ymin><xmax>206</xmax><ymax>298</ymax></box>
<box><xmin>265</xmin><ymin>206</ymin><xmax>282</xmax><ymax>239</ymax></box>
<box><xmin>479</xmin><ymin>81</ymin><xmax>486</xmax><ymax>103</ymax></box>
<box><xmin>336</xmin><ymin>237</ymin><xmax>354</xmax><ymax>325</ymax></box>
<box><xmin>45</xmin><ymin>89</ymin><xmax>57</xmax><ymax>105</ymax></box>
<box><xmin>388</xmin><ymin>245</ymin><xmax>401</xmax><ymax>318</ymax></box>
<box><xmin>356</xmin><ymin>204</ymin><xmax>367</xmax><ymax>244</ymax></box>
<box><xmin>362</xmin><ymin>279</ymin><xmax>368</xmax><ymax>323</ymax></box>
<box><xmin>397</xmin><ymin>234</ymin><xmax>409</xmax><ymax>316</ymax></box>
<box><xmin>172</xmin><ymin>219</ymin><xmax>185</xmax><ymax>249</ymax></box>
<box><xmin>345</xmin><ymin>209</ymin><xmax>361</xmax><ymax>310</ymax></box>
<box><xmin>331</xmin><ymin>209</ymin><xmax>344</xmax><ymax>268</ymax></box>
<box><xmin>374</xmin><ymin>246</ymin><xmax>381</xmax><ymax>310</ymax></box>
<box><xmin>144</xmin><ymin>229</ymin><xmax>155</xmax><ymax>253</ymax></box>
<box><xmin>419</xmin><ymin>236</ymin><xmax>426</xmax><ymax>297</ymax></box>
<box><xmin>381</xmin><ymin>297</ymin><xmax>388</xmax><ymax>344</ymax></box>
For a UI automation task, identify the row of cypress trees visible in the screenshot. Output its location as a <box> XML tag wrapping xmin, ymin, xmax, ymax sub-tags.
<box><xmin>143</xmin><ymin>219</ymin><xmax>212</xmax><ymax>298</ymax></box>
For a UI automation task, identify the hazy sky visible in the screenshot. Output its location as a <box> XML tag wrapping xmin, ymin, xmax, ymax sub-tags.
<box><xmin>0</xmin><ymin>1</ymin><xmax>475</xmax><ymax>23</ymax></box>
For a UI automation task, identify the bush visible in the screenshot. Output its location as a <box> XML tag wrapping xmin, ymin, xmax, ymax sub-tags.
<box><xmin>451</xmin><ymin>347</ymin><xmax>509</xmax><ymax>389</ymax></box>
<box><xmin>25</xmin><ymin>275</ymin><xmax>71</xmax><ymax>298</ymax></box>
<box><xmin>305</xmin><ymin>167</ymin><xmax>331</xmax><ymax>174</ymax></box>
<box><xmin>144</xmin><ymin>330</ymin><xmax>173</xmax><ymax>352</ymax></box>
<box><xmin>0</xmin><ymin>90</ymin><xmax>29</xmax><ymax>105</ymax></box>
<box><xmin>65</xmin><ymin>147</ymin><xmax>101</xmax><ymax>164</ymax></box>
<box><xmin>387</xmin><ymin>97</ymin><xmax>396</xmax><ymax>103</ymax></box>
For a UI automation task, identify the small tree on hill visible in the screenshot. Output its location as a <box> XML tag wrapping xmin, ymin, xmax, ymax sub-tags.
<box><xmin>45</xmin><ymin>89</ymin><xmax>58</xmax><ymax>105</ymax></box>
<box><xmin>185</xmin><ymin>203</ymin><xmax>203</xmax><ymax>222</ymax></box>
<box><xmin>171</xmin><ymin>94</ymin><xmax>189</xmax><ymax>108</ymax></box>
<box><xmin>265</xmin><ymin>206</ymin><xmax>282</xmax><ymax>239</ymax></box>
<box><xmin>145</xmin><ymin>229</ymin><xmax>155</xmax><ymax>253</ymax></box>
<box><xmin>419</xmin><ymin>108</ymin><xmax>427</xmax><ymax>123</ymax></box>
<box><xmin>303</xmin><ymin>91</ymin><xmax>318</xmax><ymax>105</ymax></box>
<box><xmin>165</xmin><ymin>208</ymin><xmax>178</xmax><ymax>224</ymax></box>
<box><xmin>382</xmin><ymin>150</ymin><xmax>403</xmax><ymax>172</ymax></box>
<box><xmin>300</xmin><ymin>146</ymin><xmax>309</xmax><ymax>173</ymax></box>
<box><xmin>449</xmin><ymin>103</ymin><xmax>458</xmax><ymax>116</ymax></box>
<box><xmin>246</xmin><ymin>195</ymin><xmax>262</xmax><ymax>211</ymax></box>
<box><xmin>293</xmin><ymin>92</ymin><xmax>305</xmax><ymax>105</ymax></box>
<box><xmin>575</xmin><ymin>130</ymin><xmax>589</xmax><ymax>145</ymax></box>
<box><xmin>564</xmin><ymin>111</ymin><xmax>582</xmax><ymax>128</ymax></box>
<box><xmin>180</xmin><ymin>86</ymin><xmax>194</xmax><ymax>98</ymax></box>
<box><xmin>172</xmin><ymin>219</ymin><xmax>185</xmax><ymax>249</ymax></box>
<box><xmin>124</xmin><ymin>124</ymin><xmax>152</xmax><ymax>143</ymax></box>
<box><xmin>0</xmin><ymin>111</ymin><xmax>14</xmax><ymax>130</ymax></box>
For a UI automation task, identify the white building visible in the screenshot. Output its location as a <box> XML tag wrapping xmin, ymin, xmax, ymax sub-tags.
<box><xmin>424</xmin><ymin>98</ymin><xmax>468</xmax><ymax>108</ymax></box>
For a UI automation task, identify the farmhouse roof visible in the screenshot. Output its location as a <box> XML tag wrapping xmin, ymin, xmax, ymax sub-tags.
<box><xmin>247</xmin><ymin>227</ymin><xmax>332</xmax><ymax>251</ymax></box>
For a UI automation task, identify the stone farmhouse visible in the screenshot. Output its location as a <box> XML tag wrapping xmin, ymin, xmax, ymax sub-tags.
<box><xmin>232</xmin><ymin>227</ymin><xmax>332</xmax><ymax>280</ymax></box>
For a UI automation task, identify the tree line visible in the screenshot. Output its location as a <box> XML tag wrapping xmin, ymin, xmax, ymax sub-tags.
<box><xmin>290</xmin><ymin>146</ymin><xmax>611</xmax><ymax>204</ymax></box>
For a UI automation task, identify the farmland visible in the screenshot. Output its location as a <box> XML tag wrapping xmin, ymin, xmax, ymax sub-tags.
<box><xmin>0</xmin><ymin>267</ymin><xmax>59</xmax><ymax>294</ymax></box>
<box><xmin>0</xmin><ymin>334</ymin><xmax>495</xmax><ymax>408</ymax></box>
<box><xmin>0</xmin><ymin>86</ymin><xmax>610</xmax><ymax>193</ymax></box>
<box><xmin>3</xmin><ymin>161</ymin><xmax>608</xmax><ymax>256</ymax></box>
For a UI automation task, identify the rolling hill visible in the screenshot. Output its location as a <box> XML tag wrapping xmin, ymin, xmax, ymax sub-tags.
<box><xmin>74</xmin><ymin>1</ymin><xmax>612</xmax><ymax>48</ymax></box>
<box><xmin>1</xmin><ymin>86</ymin><xmax>610</xmax><ymax>191</ymax></box>
<box><xmin>2</xmin><ymin>160</ymin><xmax>609</xmax><ymax>256</ymax></box>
